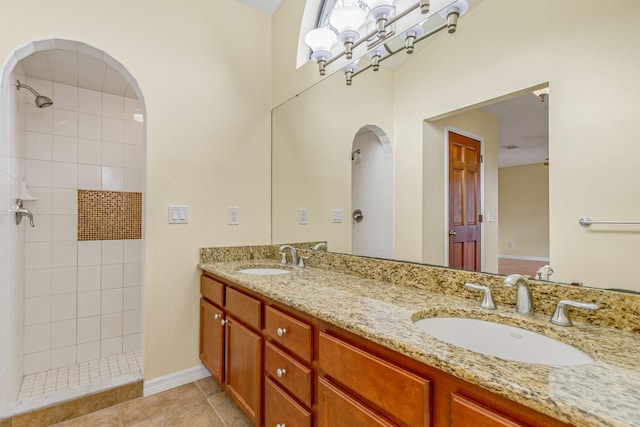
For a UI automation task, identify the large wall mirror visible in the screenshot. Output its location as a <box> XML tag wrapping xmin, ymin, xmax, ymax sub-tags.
<box><xmin>272</xmin><ymin>0</ymin><xmax>640</xmax><ymax>292</ymax></box>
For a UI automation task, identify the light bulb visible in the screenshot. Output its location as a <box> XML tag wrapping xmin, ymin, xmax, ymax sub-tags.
<box><xmin>362</xmin><ymin>0</ymin><xmax>395</xmax><ymax>38</ymax></box>
<box><xmin>330</xmin><ymin>5</ymin><xmax>366</xmax><ymax>60</ymax></box>
<box><xmin>305</xmin><ymin>28</ymin><xmax>338</xmax><ymax>75</ymax></box>
<box><xmin>304</xmin><ymin>28</ymin><xmax>337</xmax><ymax>53</ymax></box>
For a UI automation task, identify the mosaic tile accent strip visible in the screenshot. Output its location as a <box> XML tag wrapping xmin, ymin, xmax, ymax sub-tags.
<box><xmin>78</xmin><ymin>190</ymin><xmax>142</xmax><ymax>241</ymax></box>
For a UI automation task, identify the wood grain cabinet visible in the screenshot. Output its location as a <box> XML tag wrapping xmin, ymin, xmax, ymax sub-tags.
<box><xmin>264</xmin><ymin>306</ymin><xmax>314</xmax><ymax>427</ymax></box>
<box><xmin>199</xmin><ymin>274</ymin><xmax>263</xmax><ymax>427</ymax></box>
<box><xmin>200</xmin><ymin>272</ymin><xmax>573</xmax><ymax>427</ymax></box>
<box><xmin>318</xmin><ymin>332</ymin><xmax>431</xmax><ymax>427</ymax></box>
<box><xmin>199</xmin><ymin>298</ymin><xmax>224</xmax><ymax>383</ymax></box>
<box><xmin>451</xmin><ymin>393</ymin><xmax>527</xmax><ymax>427</ymax></box>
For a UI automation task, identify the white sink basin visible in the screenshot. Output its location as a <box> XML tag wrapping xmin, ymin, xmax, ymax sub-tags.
<box><xmin>414</xmin><ymin>317</ymin><xmax>593</xmax><ymax>366</ymax></box>
<box><xmin>237</xmin><ymin>268</ymin><xmax>291</xmax><ymax>275</ymax></box>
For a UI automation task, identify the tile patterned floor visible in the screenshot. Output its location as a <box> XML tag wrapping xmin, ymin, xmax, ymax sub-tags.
<box><xmin>18</xmin><ymin>351</ymin><xmax>142</xmax><ymax>401</ymax></box>
<box><xmin>50</xmin><ymin>377</ymin><xmax>252</xmax><ymax>427</ymax></box>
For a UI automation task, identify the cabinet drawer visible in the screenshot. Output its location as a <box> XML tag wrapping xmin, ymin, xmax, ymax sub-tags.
<box><xmin>451</xmin><ymin>393</ymin><xmax>526</xmax><ymax>427</ymax></box>
<box><xmin>317</xmin><ymin>377</ymin><xmax>394</xmax><ymax>427</ymax></box>
<box><xmin>265</xmin><ymin>341</ymin><xmax>313</xmax><ymax>407</ymax></box>
<box><xmin>265</xmin><ymin>306</ymin><xmax>313</xmax><ymax>362</ymax></box>
<box><xmin>225</xmin><ymin>287</ymin><xmax>262</xmax><ymax>330</ymax></box>
<box><xmin>265</xmin><ymin>377</ymin><xmax>312</xmax><ymax>427</ymax></box>
<box><xmin>200</xmin><ymin>275</ymin><xmax>224</xmax><ymax>306</ymax></box>
<box><xmin>319</xmin><ymin>332</ymin><xmax>430</xmax><ymax>427</ymax></box>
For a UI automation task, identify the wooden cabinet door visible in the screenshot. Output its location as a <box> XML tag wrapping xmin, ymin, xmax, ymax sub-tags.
<box><xmin>317</xmin><ymin>377</ymin><xmax>395</xmax><ymax>427</ymax></box>
<box><xmin>451</xmin><ymin>393</ymin><xmax>527</xmax><ymax>427</ymax></box>
<box><xmin>264</xmin><ymin>377</ymin><xmax>312</xmax><ymax>427</ymax></box>
<box><xmin>225</xmin><ymin>316</ymin><xmax>263</xmax><ymax>427</ymax></box>
<box><xmin>199</xmin><ymin>298</ymin><xmax>224</xmax><ymax>383</ymax></box>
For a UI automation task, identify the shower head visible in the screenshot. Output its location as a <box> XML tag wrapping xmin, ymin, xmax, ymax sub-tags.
<box><xmin>16</xmin><ymin>80</ymin><xmax>53</xmax><ymax>108</ymax></box>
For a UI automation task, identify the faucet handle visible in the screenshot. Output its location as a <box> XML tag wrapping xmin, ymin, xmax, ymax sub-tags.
<box><xmin>465</xmin><ymin>283</ymin><xmax>497</xmax><ymax>310</ymax></box>
<box><xmin>298</xmin><ymin>255</ymin><xmax>310</xmax><ymax>268</ymax></box>
<box><xmin>551</xmin><ymin>300</ymin><xmax>598</xmax><ymax>326</ymax></box>
<box><xmin>279</xmin><ymin>252</ymin><xmax>287</xmax><ymax>265</ymax></box>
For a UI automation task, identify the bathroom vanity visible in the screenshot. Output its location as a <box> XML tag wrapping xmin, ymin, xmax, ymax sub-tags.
<box><xmin>199</xmin><ymin>247</ymin><xmax>640</xmax><ymax>427</ymax></box>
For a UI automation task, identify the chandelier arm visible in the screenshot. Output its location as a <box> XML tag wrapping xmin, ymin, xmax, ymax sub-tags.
<box><xmin>350</xmin><ymin>21</ymin><xmax>448</xmax><ymax>80</ymax></box>
<box><xmin>324</xmin><ymin>1</ymin><xmax>421</xmax><ymax>69</ymax></box>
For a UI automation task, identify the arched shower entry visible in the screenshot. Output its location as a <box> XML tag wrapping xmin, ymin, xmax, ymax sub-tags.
<box><xmin>0</xmin><ymin>38</ymin><xmax>146</xmax><ymax>418</ymax></box>
<box><xmin>350</xmin><ymin>125</ymin><xmax>394</xmax><ymax>259</ymax></box>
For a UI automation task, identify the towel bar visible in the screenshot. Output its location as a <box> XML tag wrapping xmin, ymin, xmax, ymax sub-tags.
<box><xmin>579</xmin><ymin>217</ymin><xmax>640</xmax><ymax>228</ymax></box>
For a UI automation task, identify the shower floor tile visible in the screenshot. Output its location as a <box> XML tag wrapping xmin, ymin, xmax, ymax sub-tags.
<box><xmin>17</xmin><ymin>351</ymin><xmax>142</xmax><ymax>402</ymax></box>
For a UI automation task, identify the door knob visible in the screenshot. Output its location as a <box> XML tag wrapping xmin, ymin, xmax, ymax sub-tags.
<box><xmin>449</xmin><ymin>230</ymin><xmax>457</xmax><ymax>237</ymax></box>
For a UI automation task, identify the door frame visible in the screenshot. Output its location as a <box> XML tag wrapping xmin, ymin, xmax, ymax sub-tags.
<box><xmin>443</xmin><ymin>126</ymin><xmax>485</xmax><ymax>271</ymax></box>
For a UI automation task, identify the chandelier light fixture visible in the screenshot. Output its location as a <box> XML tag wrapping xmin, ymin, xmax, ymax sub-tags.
<box><xmin>305</xmin><ymin>0</ymin><xmax>470</xmax><ymax>83</ymax></box>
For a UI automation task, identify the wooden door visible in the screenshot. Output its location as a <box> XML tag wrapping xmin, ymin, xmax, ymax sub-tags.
<box><xmin>225</xmin><ymin>316</ymin><xmax>263</xmax><ymax>427</ymax></box>
<box><xmin>199</xmin><ymin>299</ymin><xmax>224</xmax><ymax>383</ymax></box>
<box><xmin>448</xmin><ymin>131</ymin><xmax>482</xmax><ymax>271</ymax></box>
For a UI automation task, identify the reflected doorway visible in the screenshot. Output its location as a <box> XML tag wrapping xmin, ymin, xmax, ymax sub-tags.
<box><xmin>351</xmin><ymin>126</ymin><xmax>394</xmax><ymax>259</ymax></box>
<box><xmin>448</xmin><ymin>131</ymin><xmax>482</xmax><ymax>271</ymax></box>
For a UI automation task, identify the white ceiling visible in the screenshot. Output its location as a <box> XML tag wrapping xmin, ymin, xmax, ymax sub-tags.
<box><xmin>236</xmin><ymin>0</ymin><xmax>281</xmax><ymax>15</ymax></box>
<box><xmin>18</xmin><ymin>48</ymin><xmax>138</xmax><ymax>99</ymax></box>
<box><xmin>482</xmin><ymin>92</ymin><xmax>549</xmax><ymax>168</ymax></box>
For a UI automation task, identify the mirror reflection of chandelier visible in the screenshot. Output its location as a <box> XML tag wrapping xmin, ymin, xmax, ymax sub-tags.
<box><xmin>304</xmin><ymin>0</ymin><xmax>469</xmax><ymax>80</ymax></box>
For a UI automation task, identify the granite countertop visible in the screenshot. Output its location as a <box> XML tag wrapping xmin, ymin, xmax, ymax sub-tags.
<box><xmin>199</xmin><ymin>259</ymin><xmax>640</xmax><ymax>427</ymax></box>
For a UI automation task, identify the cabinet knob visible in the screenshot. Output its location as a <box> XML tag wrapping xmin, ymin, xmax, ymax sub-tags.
<box><xmin>221</xmin><ymin>319</ymin><xmax>227</xmax><ymax>326</ymax></box>
<box><xmin>276</xmin><ymin>424</ymin><xmax>286</xmax><ymax>427</ymax></box>
<box><xmin>276</xmin><ymin>327</ymin><xmax>287</xmax><ymax>337</ymax></box>
<box><xmin>214</xmin><ymin>314</ymin><xmax>221</xmax><ymax>320</ymax></box>
<box><xmin>276</xmin><ymin>368</ymin><xmax>286</xmax><ymax>378</ymax></box>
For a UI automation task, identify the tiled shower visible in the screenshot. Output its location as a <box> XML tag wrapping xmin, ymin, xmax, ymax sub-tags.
<box><xmin>351</xmin><ymin>128</ymin><xmax>393</xmax><ymax>259</ymax></box>
<box><xmin>0</xmin><ymin>41</ymin><xmax>145</xmax><ymax>417</ymax></box>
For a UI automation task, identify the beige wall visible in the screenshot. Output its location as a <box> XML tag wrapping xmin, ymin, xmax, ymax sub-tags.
<box><xmin>0</xmin><ymin>1</ymin><xmax>272</xmax><ymax>380</ymax></box>
<box><xmin>272</xmin><ymin>68</ymin><xmax>395</xmax><ymax>253</ymax></box>
<box><xmin>499</xmin><ymin>164</ymin><xmax>550</xmax><ymax>259</ymax></box>
<box><xmin>272</xmin><ymin>0</ymin><xmax>323</xmax><ymax>107</ymax></box>
<box><xmin>423</xmin><ymin>109</ymin><xmax>499</xmax><ymax>272</ymax></box>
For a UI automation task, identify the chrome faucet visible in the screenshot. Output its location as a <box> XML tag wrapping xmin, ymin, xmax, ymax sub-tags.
<box><xmin>535</xmin><ymin>265</ymin><xmax>554</xmax><ymax>281</ymax></box>
<box><xmin>311</xmin><ymin>242</ymin><xmax>327</xmax><ymax>251</ymax></box>
<box><xmin>465</xmin><ymin>283</ymin><xmax>496</xmax><ymax>310</ymax></box>
<box><xmin>504</xmin><ymin>274</ymin><xmax>533</xmax><ymax>316</ymax></box>
<box><xmin>13</xmin><ymin>198</ymin><xmax>35</xmax><ymax>227</ymax></box>
<box><xmin>551</xmin><ymin>300</ymin><xmax>598</xmax><ymax>326</ymax></box>
<box><xmin>278</xmin><ymin>245</ymin><xmax>298</xmax><ymax>266</ymax></box>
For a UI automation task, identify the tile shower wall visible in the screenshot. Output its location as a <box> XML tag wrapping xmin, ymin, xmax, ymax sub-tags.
<box><xmin>21</xmin><ymin>77</ymin><xmax>144</xmax><ymax>375</ymax></box>
<box><xmin>0</xmin><ymin>67</ymin><xmax>27</xmax><ymax>413</ymax></box>
<box><xmin>351</xmin><ymin>130</ymin><xmax>393</xmax><ymax>259</ymax></box>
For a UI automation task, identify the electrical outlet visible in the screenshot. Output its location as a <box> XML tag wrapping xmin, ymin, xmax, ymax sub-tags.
<box><xmin>228</xmin><ymin>207</ymin><xmax>240</xmax><ymax>225</ymax></box>
<box><xmin>331</xmin><ymin>209</ymin><xmax>343</xmax><ymax>223</ymax></box>
<box><xmin>298</xmin><ymin>208</ymin><xmax>308</xmax><ymax>225</ymax></box>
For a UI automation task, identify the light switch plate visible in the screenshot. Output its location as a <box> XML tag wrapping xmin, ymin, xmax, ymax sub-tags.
<box><xmin>168</xmin><ymin>205</ymin><xmax>188</xmax><ymax>224</ymax></box>
<box><xmin>228</xmin><ymin>207</ymin><xmax>240</xmax><ymax>225</ymax></box>
<box><xmin>298</xmin><ymin>208</ymin><xmax>308</xmax><ymax>225</ymax></box>
<box><xmin>331</xmin><ymin>209</ymin><xmax>343</xmax><ymax>223</ymax></box>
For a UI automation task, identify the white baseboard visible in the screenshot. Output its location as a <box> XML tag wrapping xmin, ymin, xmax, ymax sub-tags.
<box><xmin>143</xmin><ymin>364</ymin><xmax>211</xmax><ymax>397</ymax></box>
<box><xmin>498</xmin><ymin>255</ymin><xmax>550</xmax><ymax>262</ymax></box>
